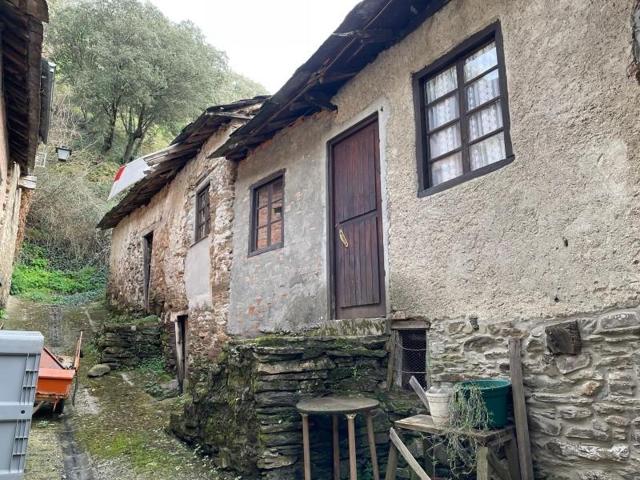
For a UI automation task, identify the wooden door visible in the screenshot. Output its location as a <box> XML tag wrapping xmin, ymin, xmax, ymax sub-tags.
<box><xmin>175</xmin><ymin>315</ymin><xmax>187</xmax><ymax>393</ymax></box>
<box><xmin>331</xmin><ymin>118</ymin><xmax>386</xmax><ymax>319</ymax></box>
<box><xmin>143</xmin><ymin>231</ymin><xmax>153</xmax><ymax>310</ymax></box>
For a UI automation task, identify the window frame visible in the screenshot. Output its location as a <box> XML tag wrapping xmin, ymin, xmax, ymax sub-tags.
<box><xmin>413</xmin><ymin>22</ymin><xmax>514</xmax><ymax>197</ymax></box>
<box><xmin>248</xmin><ymin>170</ymin><xmax>285</xmax><ymax>256</ymax></box>
<box><xmin>194</xmin><ymin>183</ymin><xmax>211</xmax><ymax>243</ymax></box>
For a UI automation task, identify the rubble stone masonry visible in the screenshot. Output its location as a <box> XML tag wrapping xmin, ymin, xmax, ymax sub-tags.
<box><xmin>429</xmin><ymin>307</ymin><xmax>640</xmax><ymax>480</ymax></box>
<box><xmin>107</xmin><ymin>126</ymin><xmax>238</xmax><ymax>361</ymax></box>
<box><xmin>170</xmin><ymin>335</ymin><xmax>424</xmax><ymax>480</ymax></box>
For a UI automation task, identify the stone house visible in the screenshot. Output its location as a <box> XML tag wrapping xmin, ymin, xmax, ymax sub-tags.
<box><xmin>101</xmin><ymin>0</ymin><xmax>640</xmax><ymax>478</ymax></box>
<box><xmin>98</xmin><ymin>97</ymin><xmax>266</xmax><ymax>379</ymax></box>
<box><xmin>0</xmin><ymin>0</ymin><xmax>50</xmax><ymax>306</ymax></box>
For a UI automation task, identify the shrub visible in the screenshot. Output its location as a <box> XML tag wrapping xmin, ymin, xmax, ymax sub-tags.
<box><xmin>11</xmin><ymin>242</ymin><xmax>106</xmax><ymax>302</ymax></box>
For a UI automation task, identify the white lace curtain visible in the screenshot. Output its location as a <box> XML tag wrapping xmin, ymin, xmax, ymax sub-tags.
<box><xmin>425</xmin><ymin>42</ymin><xmax>507</xmax><ymax>186</ymax></box>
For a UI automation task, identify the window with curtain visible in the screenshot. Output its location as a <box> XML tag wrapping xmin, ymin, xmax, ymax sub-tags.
<box><xmin>415</xmin><ymin>23</ymin><xmax>513</xmax><ymax>195</ymax></box>
<box><xmin>250</xmin><ymin>172</ymin><xmax>284</xmax><ymax>254</ymax></box>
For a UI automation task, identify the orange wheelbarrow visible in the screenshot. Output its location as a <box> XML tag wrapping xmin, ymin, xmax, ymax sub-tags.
<box><xmin>34</xmin><ymin>332</ymin><xmax>83</xmax><ymax>414</ymax></box>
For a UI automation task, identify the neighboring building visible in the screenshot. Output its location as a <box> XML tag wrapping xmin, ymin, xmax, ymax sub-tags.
<box><xmin>101</xmin><ymin>0</ymin><xmax>640</xmax><ymax>478</ymax></box>
<box><xmin>0</xmin><ymin>0</ymin><xmax>50</xmax><ymax>306</ymax></box>
<box><xmin>99</xmin><ymin>97</ymin><xmax>266</xmax><ymax>380</ymax></box>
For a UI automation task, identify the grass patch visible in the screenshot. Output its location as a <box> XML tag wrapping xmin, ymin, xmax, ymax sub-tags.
<box><xmin>11</xmin><ymin>243</ymin><xmax>105</xmax><ymax>304</ymax></box>
<box><xmin>105</xmin><ymin>312</ymin><xmax>160</xmax><ymax>327</ymax></box>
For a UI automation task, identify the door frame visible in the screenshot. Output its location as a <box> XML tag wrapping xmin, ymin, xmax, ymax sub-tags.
<box><xmin>327</xmin><ymin>112</ymin><xmax>386</xmax><ymax>320</ymax></box>
<box><xmin>142</xmin><ymin>230</ymin><xmax>154</xmax><ymax>311</ymax></box>
<box><xmin>174</xmin><ymin>314</ymin><xmax>188</xmax><ymax>393</ymax></box>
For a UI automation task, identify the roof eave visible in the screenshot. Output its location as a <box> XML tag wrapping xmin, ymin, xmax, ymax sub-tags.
<box><xmin>214</xmin><ymin>0</ymin><xmax>449</xmax><ymax>161</ymax></box>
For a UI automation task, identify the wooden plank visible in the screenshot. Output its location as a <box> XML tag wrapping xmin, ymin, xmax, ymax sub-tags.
<box><xmin>395</xmin><ymin>415</ymin><xmax>514</xmax><ymax>443</ymax></box>
<box><xmin>384</xmin><ymin>444</ymin><xmax>398</xmax><ymax>480</ymax></box>
<box><xmin>301</xmin><ymin>414</ymin><xmax>311</xmax><ymax>480</ymax></box>
<box><xmin>476</xmin><ymin>446</ymin><xmax>489</xmax><ymax>480</ymax></box>
<box><xmin>509</xmin><ymin>337</ymin><xmax>533</xmax><ymax>480</ymax></box>
<box><xmin>386</xmin><ymin>330</ymin><xmax>397</xmax><ymax>389</ymax></box>
<box><xmin>366</xmin><ymin>414</ymin><xmax>380</xmax><ymax>480</ymax></box>
<box><xmin>409</xmin><ymin>376</ymin><xmax>430</xmax><ymax>410</ymax></box>
<box><xmin>390</xmin><ymin>319</ymin><xmax>430</xmax><ymax>330</ymax></box>
<box><xmin>332</xmin><ymin>415</ymin><xmax>340</xmax><ymax>480</ymax></box>
<box><xmin>505</xmin><ymin>432</ymin><xmax>522</xmax><ymax>480</ymax></box>
<box><xmin>388</xmin><ymin>428</ymin><xmax>431</xmax><ymax>480</ymax></box>
<box><xmin>347</xmin><ymin>414</ymin><xmax>357</xmax><ymax>480</ymax></box>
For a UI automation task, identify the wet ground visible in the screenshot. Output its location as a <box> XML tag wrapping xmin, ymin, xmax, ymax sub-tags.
<box><xmin>5</xmin><ymin>297</ymin><xmax>235</xmax><ymax>480</ymax></box>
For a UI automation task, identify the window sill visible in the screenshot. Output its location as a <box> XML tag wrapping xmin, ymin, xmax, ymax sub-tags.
<box><xmin>190</xmin><ymin>234</ymin><xmax>210</xmax><ymax>248</ymax></box>
<box><xmin>418</xmin><ymin>155</ymin><xmax>514</xmax><ymax>198</ymax></box>
<box><xmin>248</xmin><ymin>242</ymin><xmax>283</xmax><ymax>258</ymax></box>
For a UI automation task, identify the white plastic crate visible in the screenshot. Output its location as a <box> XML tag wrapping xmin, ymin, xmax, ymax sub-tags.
<box><xmin>0</xmin><ymin>331</ymin><xmax>43</xmax><ymax>480</ymax></box>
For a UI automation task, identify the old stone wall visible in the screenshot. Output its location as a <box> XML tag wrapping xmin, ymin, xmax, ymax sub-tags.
<box><xmin>96</xmin><ymin>319</ymin><xmax>163</xmax><ymax>369</ymax></box>
<box><xmin>429</xmin><ymin>306</ymin><xmax>640</xmax><ymax>479</ymax></box>
<box><xmin>170</xmin><ymin>335</ymin><xmax>422</xmax><ymax>479</ymax></box>
<box><xmin>107</xmin><ymin>125</ymin><xmax>239</xmax><ymax>361</ymax></box>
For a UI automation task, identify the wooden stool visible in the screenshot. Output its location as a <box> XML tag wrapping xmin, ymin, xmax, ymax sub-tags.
<box><xmin>296</xmin><ymin>396</ymin><xmax>381</xmax><ymax>480</ymax></box>
<box><xmin>386</xmin><ymin>415</ymin><xmax>521</xmax><ymax>480</ymax></box>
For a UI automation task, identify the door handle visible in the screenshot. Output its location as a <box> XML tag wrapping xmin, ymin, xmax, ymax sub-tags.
<box><xmin>339</xmin><ymin>229</ymin><xmax>349</xmax><ymax>248</ymax></box>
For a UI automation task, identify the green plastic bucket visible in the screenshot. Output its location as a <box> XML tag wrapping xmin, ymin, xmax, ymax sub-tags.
<box><xmin>456</xmin><ymin>379</ymin><xmax>511</xmax><ymax>429</ymax></box>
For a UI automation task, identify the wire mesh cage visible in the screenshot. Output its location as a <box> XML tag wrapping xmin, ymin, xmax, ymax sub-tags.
<box><xmin>398</xmin><ymin>329</ymin><xmax>428</xmax><ymax>389</ymax></box>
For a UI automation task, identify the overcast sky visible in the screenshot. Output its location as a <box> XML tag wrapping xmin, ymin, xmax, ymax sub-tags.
<box><xmin>148</xmin><ymin>0</ymin><xmax>362</xmax><ymax>93</ymax></box>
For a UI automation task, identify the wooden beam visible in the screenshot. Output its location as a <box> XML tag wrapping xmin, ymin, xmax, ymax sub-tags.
<box><xmin>409</xmin><ymin>376</ymin><xmax>430</xmax><ymax>410</ymax></box>
<box><xmin>332</xmin><ymin>28</ymin><xmax>396</xmax><ymax>43</ymax></box>
<box><xmin>6</xmin><ymin>0</ymin><xmax>49</xmax><ymax>23</ymax></box>
<box><xmin>509</xmin><ymin>337</ymin><xmax>534</xmax><ymax>480</ymax></box>
<box><xmin>318</xmin><ymin>71</ymin><xmax>359</xmax><ymax>84</ymax></box>
<box><xmin>304</xmin><ymin>92</ymin><xmax>337</xmax><ymax>112</ymax></box>
<box><xmin>18</xmin><ymin>175</ymin><xmax>36</xmax><ymax>189</ymax></box>
<box><xmin>211</xmin><ymin>112</ymin><xmax>253</xmax><ymax>121</ymax></box>
<box><xmin>388</xmin><ymin>428</ymin><xmax>431</xmax><ymax>480</ymax></box>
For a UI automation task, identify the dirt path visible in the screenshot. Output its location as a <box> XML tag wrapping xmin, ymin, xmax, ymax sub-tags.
<box><xmin>4</xmin><ymin>297</ymin><xmax>232</xmax><ymax>480</ymax></box>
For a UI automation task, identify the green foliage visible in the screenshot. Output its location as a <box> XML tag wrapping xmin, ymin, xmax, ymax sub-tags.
<box><xmin>437</xmin><ymin>384</ymin><xmax>491</xmax><ymax>478</ymax></box>
<box><xmin>49</xmin><ymin>0</ymin><xmax>267</xmax><ymax>163</ymax></box>
<box><xmin>106</xmin><ymin>312</ymin><xmax>159</xmax><ymax>327</ymax></box>
<box><xmin>138</xmin><ymin>355</ymin><xmax>167</xmax><ymax>376</ymax></box>
<box><xmin>26</xmin><ymin>146</ymin><xmax>117</xmax><ymax>270</ymax></box>
<box><xmin>11</xmin><ymin>242</ymin><xmax>106</xmax><ymax>303</ymax></box>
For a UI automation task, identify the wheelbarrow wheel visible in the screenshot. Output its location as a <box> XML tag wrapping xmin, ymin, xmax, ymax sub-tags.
<box><xmin>54</xmin><ymin>399</ymin><xmax>65</xmax><ymax>414</ymax></box>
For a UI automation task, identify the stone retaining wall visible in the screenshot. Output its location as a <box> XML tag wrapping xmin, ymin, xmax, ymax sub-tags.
<box><xmin>96</xmin><ymin>320</ymin><xmax>163</xmax><ymax>369</ymax></box>
<box><xmin>170</xmin><ymin>335</ymin><xmax>422</xmax><ymax>479</ymax></box>
<box><xmin>429</xmin><ymin>306</ymin><xmax>640</xmax><ymax>480</ymax></box>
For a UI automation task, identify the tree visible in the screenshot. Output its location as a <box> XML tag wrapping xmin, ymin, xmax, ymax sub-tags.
<box><xmin>49</xmin><ymin>0</ymin><xmax>266</xmax><ymax>163</ymax></box>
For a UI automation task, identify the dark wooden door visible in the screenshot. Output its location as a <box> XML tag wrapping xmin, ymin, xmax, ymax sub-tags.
<box><xmin>331</xmin><ymin>118</ymin><xmax>386</xmax><ymax>319</ymax></box>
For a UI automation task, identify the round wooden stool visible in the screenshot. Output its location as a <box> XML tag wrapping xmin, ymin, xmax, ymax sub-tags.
<box><xmin>296</xmin><ymin>396</ymin><xmax>380</xmax><ymax>480</ymax></box>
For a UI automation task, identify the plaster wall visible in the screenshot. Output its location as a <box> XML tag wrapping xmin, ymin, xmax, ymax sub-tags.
<box><xmin>107</xmin><ymin>125</ymin><xmax>238</xmax><ymax>359</ymax></box>
<box><xmin>230</xmin><ymin>0</ymin><xmax>640</xmax><ymax>330</ymax></box>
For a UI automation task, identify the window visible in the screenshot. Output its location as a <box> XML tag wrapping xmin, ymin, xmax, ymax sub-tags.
<box><xmin>415</xmin><ymin>23</ymin><xmax>512</xmax><ymax>196</ymax></box>
<box><xmin>250</xmin><ymin>172</ymin><xmax>284</xmax><ymax>254</ymax></box>
<box><xmin>395</xmin><ymin>329</ymin><xmax>428</xmax><ymax>390</ymax></box>
<box><xmin>195</xmin><ymin>184</ymin><xmax>210</xmax><ymax>242</ymax></box>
